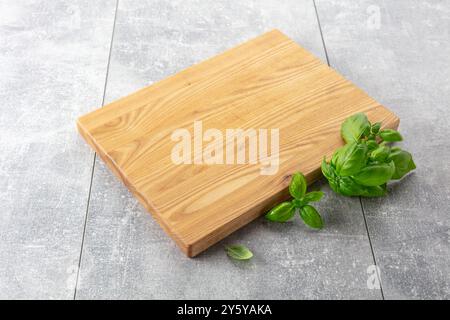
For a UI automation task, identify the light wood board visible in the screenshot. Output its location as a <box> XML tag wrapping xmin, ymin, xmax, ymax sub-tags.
<box><xmin>77</xmin><ymin>30</ymin><xmax>399</xmax><ymax>257</ymax></box>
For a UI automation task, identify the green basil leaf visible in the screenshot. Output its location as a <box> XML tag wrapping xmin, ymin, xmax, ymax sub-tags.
<box><xmin>341</xmin><ymin>113</ymin><xmax>371</xmax><ymax>143</ymax></box>
<box><xmin>408</xmin><ymin>158</ymin><xmax>417</xmax><ymax>171</ymax></box>
<box><xmin>225</xmin><ymin>245</ymin><xmax>253</xmax><ymax>260</ymax></box>
<box><xmin>379</xmin><ymin>129</ymin><xmax>403</xmax><ymax>142</ymax></box>
<box><xmin>303</xmin><ymin>191</ymin><xmax>324</xmax><ymax>203</ymax></box>
<box><xmin>371</xmin><ymin>122</ymin><xmax>381</xmax><ymax>134</ymax></box>
<box><xmin>322</xmin><ymin>157</ymin><xmax>339</xmax><ymax>182</ymax></box>
<box><xmin>289</xmin><ymin>172</ymin><xmax>307</xmax><ymax>199</ymax></box>
<box><xmin>265</xmin><ymin>202</ymin><xmax>295</xmax><ymax>222</ymax></box>
<box><xmin>388</xmin><ymin>149</ymin><xmax>416</xmax><ymax>179</ymax></box>
<box><xmin>361</xmin><ymin>184</ymin><xmax>387</xmax><ymax>197</ymax></box>
<box><xmin>370</xmin><ymin>145</ymin><xmax>390</xmax><ymax>162</ymax></box>
<box><xmin>328</xmin><ymin>179</ymin><xmax>340</xmax><ymax>195</ymax></box>
<box><xmin>299</xmin><ymin>205</ymin><xmax>324</xmax><ymax>229</ymax></box>
<box><xmin>321</xmin><ymin>158</ymin><xmax>333</xmax><ymax>180</ymax></box>
<box><xmin>367</xmin><ymin>140</ymin><xmax>379</xmax><ymax>151</ymax></box>
<box><xmin>363</xmin><ymin>125</ymin><xmax>372</xmax><ymax>137</ymax></box>
<box><xmin>336</xmin><ymin>142</ymin><xmax>368</xmax><ymax>176</ymax></box>
<box><xmin>352</xmin><ymin>161</ymin><xmax>395</xmax><ymax>186</ymax></box>
<box><xmin>292</xmin><ymin>198</ymin><xmax>306</xmax><ymax>208</ymax></box>
<box><xmin>331</xmin><ymin>146</ymin><xmax>345</xmax><ymax>167</ymax></box>
<box><xmin>337</xmin><ymin>176</ymin><xmax>366</xmax><ymax>196</ymax></box>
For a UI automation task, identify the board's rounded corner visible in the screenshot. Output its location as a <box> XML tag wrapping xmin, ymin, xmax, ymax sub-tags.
<box><xmin>268</xmin><ymin>28</ymin><xmax>283</xmax><ymax>35</ymax></box>
<box><xmin>180</xmin><ymin>241</ymin><xmax>196</xmax><ymax>258</ymax></box>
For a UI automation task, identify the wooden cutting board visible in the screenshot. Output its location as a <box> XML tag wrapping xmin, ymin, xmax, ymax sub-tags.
<box><xmin>77</xmin><ymin>30</ymin><xmax>398</xmax><ymax>257</ymax></box>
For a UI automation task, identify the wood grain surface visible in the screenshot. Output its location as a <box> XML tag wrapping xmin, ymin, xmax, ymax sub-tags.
<box><xmin>77</xmin><ymin>29</ymin><xmax>399</xmax><ymax>257</ymax></box>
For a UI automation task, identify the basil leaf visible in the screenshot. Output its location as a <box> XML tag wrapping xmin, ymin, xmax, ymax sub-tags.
<box><xmin>341</xmin><ymin>113</ymin><xmax>370</xmax><ymax>143</ymax></box>
<box><xmin>265</xmin><ymin>202</ymin><xmax>295</xmax><ymax>222</ymax></box>
<box><xmin>388</xmin><ymin>149</ymin><xmax>416</xmax><ymax>179</ymax></box>
<box><xmin>299</xmin><ymin>205</ymin><xmax>323</xmax><ymax>229</ymax></box>
<box><xmin>367</xmin><ymin>140</ymin><xmax>379</xmax><ymax>151</ymax></box>
<box><xmin>352</xmin><ymin>161</ymin><xmax>395</xmax><ymax>186</ymax></box>
<box><xmin>337</xmin><ymin>176</ymin><xmax>366</xmax><ymax>196</ymax></box>
<box><xmin>379</xmin><ymin>129</ymin><xmax>403</xmax><ymax>142</ymax></box>
<box><xmin>292</xmin><ymin>198</ymin><xmax>306</xmax><ymax>208</ymax></box>
<box><xmin>289</xmin><ymin>172</ymin><xmax>307</xmax><ymax>199</ymax></box>
<box><xmin>408</xmin><ymin>157</ymin><xmax>417</xmax><ymax>171</ymax></box>
<box><xmin>335</xmin><ymin>142</ymin><xmax>368</xmax><ymax>177</ymax></box>
<box><xmin>331</xmin><ymin>146</ymin><xmax>345</xmax><ymax>167</ymax></box>
<box><xmin>328</xmin><ymin>178</ymin><xmax>340</xmax><ymax>195</ymax></box>
<box><xmin>361</xmin><ymin>184</ymin><xmax>387</xmax><ymax>197</ymax></box>
<box><xmin>303</xmin><ymin>191</ymin><xmax>324</xmax><ymax>203</ymax></box>
<box><xmin>371</xmin><ymin>122</ymin><xmax>381</xmax><ymax>134</ymax></box>
<box><xmin>363</xmin><ymin>125</ymin><xmax>372</xmax><ymax>138</ymax></box>
<box><xmin>322</xmin><ymin>157</ymin><xmax>335</xmax><ymax>180</ymax></box>
<box><xmin>225</xmin><ymin>245</ymin><xmax>253</xmax><ymax>260</ymax></box>
<box><xmin>370</xmin><ymin>145</ymin><xmax>390</xmax><ymax>162</ymax></box>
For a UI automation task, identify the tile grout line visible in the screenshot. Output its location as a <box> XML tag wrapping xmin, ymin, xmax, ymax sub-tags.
<box><xmin>313</xmin><ymin>0</ymin><xmax>385</xmax><ymax>300</ymax></box>
<box><xmin>73</xmin><ymin>152</ymin><xmax>96</xmax><ymax>300</ymax></box>
<box><xmin>312</xmin><ymin>0</ymin><xmax>330</xmax><ymax>66</ymax></box>
<box><xmin>73</xmin><ymin>0</ymin><xmax>120</xmax><ymax>300</ymax></box>
<box><xmin>359</xmin><ymin>198</ymin><xmax>385</xmax><ymax>299</ymax></box>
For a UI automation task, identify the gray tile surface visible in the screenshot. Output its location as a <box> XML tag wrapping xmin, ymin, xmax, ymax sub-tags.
<box><xmin>1</xmin><ymin>0</ymin><xmax>448</xmax><ymax>300</ymax></box>
<box><xmin>315</xmin><ymin>0</ymin><xmax>450</xmax><ymax>299</ymax></box>
<box><xmin>0</xmin><ymin>0</ymin><xmax>116</xmax><ymax>299</ymax></box>
<box><xmin>74</xmin><ymin>0</ymin><xmax>379</xmax><ymax>299</ymax></box>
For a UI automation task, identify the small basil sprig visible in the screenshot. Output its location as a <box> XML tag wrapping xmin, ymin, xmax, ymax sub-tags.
<box><xmin>322</xmin><ymin>113</ymin><xmax>416</xmax><ymax>197</ymax></box>
<box><xmin>265</xmin><ymin>172</ymin><xmax>324</xmax><ymax>229</ymax></box>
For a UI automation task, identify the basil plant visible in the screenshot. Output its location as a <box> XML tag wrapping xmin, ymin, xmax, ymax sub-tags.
<box><xmin>321</xmin><ymin>113</ymin><xmax>416</xmax><ymax>197</ymax></box>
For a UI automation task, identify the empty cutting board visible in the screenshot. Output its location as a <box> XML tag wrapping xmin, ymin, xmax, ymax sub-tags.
<box><xmin>77</xmin><ymin>29</ymin><xmax>399</xmax><ymax>257</ymax></box>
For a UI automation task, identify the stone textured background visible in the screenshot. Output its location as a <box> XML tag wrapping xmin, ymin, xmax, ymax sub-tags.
<box><xmin>0</xmin><ymin>0</ymin><xmax>448</xmax><ymax>299</ymax></box>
